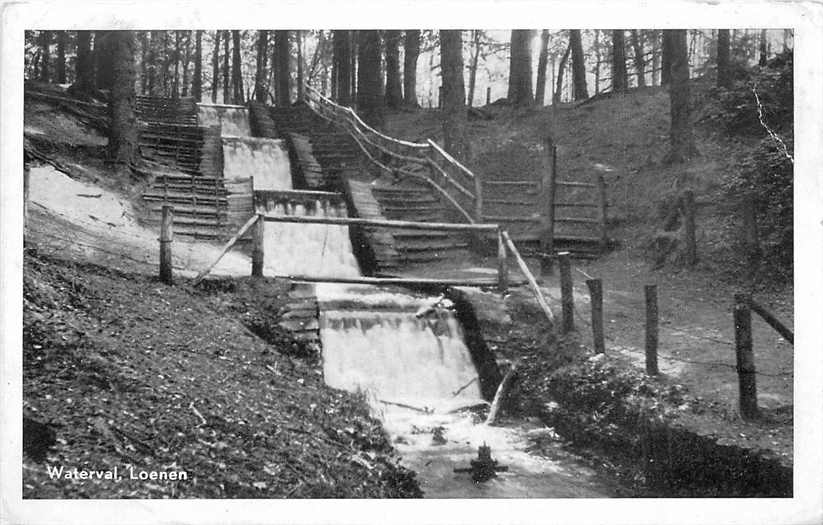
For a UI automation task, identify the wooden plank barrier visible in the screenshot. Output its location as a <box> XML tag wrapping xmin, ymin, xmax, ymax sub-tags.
<box><xmin>497</xmin><ymin>227</ymin><xmax>508</xmax><ymax>293</ymax></box>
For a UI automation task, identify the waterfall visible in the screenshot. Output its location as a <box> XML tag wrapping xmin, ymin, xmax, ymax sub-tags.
<box><xmin>316</xmin><ymin>283</ymin><xmax>484</xmax><ymax>414</ymax></box>
<box><xmin>259</xmin><ymin>199</ymin><xmax>361</xmax><ymax>278</ymax></box>
<box><xmin>221</xmin><ymin>137</ymin><xmax>292</xmax><ymax>189</ymax></box>
<box><xmin>197</xmin><ymin>104</ymin><xmax>251</xmax><ymax>137</ymax></box>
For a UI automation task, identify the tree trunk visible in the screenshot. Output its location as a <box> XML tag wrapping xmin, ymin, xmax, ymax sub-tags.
<box><xmin>717</xmin><ymin>29</ymin><xmax>731</xmax><ymax>88</ymax></box>
<box><xmin>160</xmin><ymin>31</ymin><xmax>171</xmax><ymax>96</ymax></box>
<box><xmin>55</xmin><ymin>31</ymin><xmax>67</xmax><ymax>83</ymax></box>
<box><xmin>384</xmin><ymin>30</ymin><xmax>403</xmax><ymax>108</ymax></box>
<box><xmin>611</xmin><ymin>30</ymin><xmax>627</xmax><ymax>93</ymax></box>
<box><xmin>403</xmin><ymin>30</ymin><xmax>420</xmax><ymax>107</ymax></box>
<box><xmin>356</xmin><ymin>30</ymin><xmax>383</xmax><ymax>127</ymax></box>
<box><xmin>553</xmin><ymin>41</ymin><xmax>571</xmax><ymax>106</ymax></box>
<box><xmin>535</xmin><ymin>29</ymin><xmax>551</xmax><ymax>105</ymax></box>
<box><xmin>254</xmin><ymin>30</ymin><xmax>269</xmax><ymax>103</ymax></box>
<box><xmin>467</xmin><ymin>30</ymin><xmax>482</xmax><ymax>107</ymax></box>
<box><xmin>222</xmin><ymin>31</ymin><xmax>230</xmax><ymax>103</ymax></box>
<box><xmin>231</xmin><ymin>30</ymin><xmax>244</xmax><ymax>104</ymax></box>
<box><xmin>211</xmin><ymin>30</ymin><xmax>220</xmax><ymax>102</ymax></box>
<box><xmin>181</xmin><ymin>31</ymin><xmax>192</xmax><ymax>97</ymax></box>
<box><xmin>570</xmin><ymin>29</ymin><xmax>589</xmax><ymax>100</ymax></box>
<box><xmin>666</xmin><ymin>30</ymin><xmax>697</xmax><ymax>164</ymax></box>
<box><xmin>192</xmin><ymin>30</ymin><xmax>203</xmax><ymax>102</ymax></box>
<box><xmin>440</xmin><ymin>30</ymin><xmax>467</xmax><ymax>160</ymax></box>
<box><xmin>333</xmin><ymin>30</ymin><xmax>352</xmax><ymax>105</ymax></box>
<box><xmin>94</xmin><ymin>31</ymin><xmax>114</xmax><ymax>90</ymax></box>
<box><xmin>73</xmin><ymin>31</ymin><xmax>94</xmax><ymax>94</ymax></box>
<box><xmin>108</xmin><ymin>30</ymin><xmax>137</xmax><ymax>168</ymax></box>
<box><xmin>38</xmin><ymin>31</ymin><xmax>51</xmax><ymax>82</ymax></box>
<box><xmin>651</xmin><ymin>30</ymin><xmax>660</xmax><ymax>86</ymax></box>
<box><xmin>296</xmin><ymin>30</ymin><xmax>304</xmax><ymax>100</ymax></box>
<box><xmin>172</xmin><ymin>31</ymin><xmax>181</xmax><ymax>98</ymax></box>
<box><xmin>661</xmin><ymin>30</ymin><xmax>673</xmax><ymax>86</ymax></box>
<box><xmin>147</xmin><ymin>31</ymin><xmax>162</xmax><ymax>96</ymax></box>
<box><xmin>631</xmin><ymin>30</ymin><xmax>646</xmax><ymax>87</ymax></box>
<box><xmin>759</xmin><ymin>29</ymin><xmax>768</xmax><ymax>66</ymax></box>
<box><xmin>507</xmin><ymin>29</ymin><xmax>534</xmax><ymax>106</ymax></box>
<box><xmin>274</xmin><ymin>30</ymin><xmax>290</xmax><ymax>107</ymax></box>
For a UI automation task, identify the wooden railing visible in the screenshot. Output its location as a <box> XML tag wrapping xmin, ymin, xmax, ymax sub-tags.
<box><xmin>302</xmin><ymin>85</ymin><xmax>483</xmax><ymax>224</ymax></box>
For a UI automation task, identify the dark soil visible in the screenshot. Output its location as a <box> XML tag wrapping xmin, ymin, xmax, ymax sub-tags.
<box><xmin>22</xmin><ymin>249</ymin><xmax>421</xmax><ymax>498</ymax></box>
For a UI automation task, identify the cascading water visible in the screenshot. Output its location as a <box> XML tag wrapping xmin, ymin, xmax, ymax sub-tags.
<box><xmin>221</xmin><ymin>137</ymin><xmax>292</xmax><ymax>189</ymax></box>
<box><xmin>218</xmin><ymin>105</ymin><xmax>617</xmax><ymax>497</ymax></box>
<box><xmin>197</xmin><ymin>103</ymin><xmax>252</xmax><ymax>137</ymax></box>
<box><xmin>259</xmin><ymin>198</ymin><xmax>360</xmax><ymax>278</ymax></box>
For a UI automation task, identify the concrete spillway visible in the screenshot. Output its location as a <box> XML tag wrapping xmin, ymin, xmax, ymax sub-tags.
<box><xmin>221</xmin><ymin>137</ymin><xmax>292</xmax><ymax>190</ymax></box>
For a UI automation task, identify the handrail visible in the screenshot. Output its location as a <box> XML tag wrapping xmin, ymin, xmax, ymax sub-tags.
<box><xmin>261</xmin><ymin>213</ymin><xmax>499</xmax><ymax>232</ymax></box>
<box><xmin>302</xmin><ymin>84</ymin><xmax>486</xmax><ymax>223</ymax></box>
<box><xmin>305</xmin><ymin>84</ymin><xmax>428</xmax><ymax>149</ymax></box>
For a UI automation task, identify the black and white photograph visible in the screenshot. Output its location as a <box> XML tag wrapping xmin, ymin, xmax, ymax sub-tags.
<box><xmin>2</xmin><ymin>1</ymin><xmax>822</xmax><ymax>524</ymax></box>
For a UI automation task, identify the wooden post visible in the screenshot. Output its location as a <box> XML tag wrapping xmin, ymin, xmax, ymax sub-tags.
<box><xmin>683</xmin><ymin>190</ymin><xmax>697</xmax><ymax>266</ymax></box>
<box><xmin>644</xmin><ymin>284</ymin><xmax>659</xmax><ymax>375</ymax></box>
<box><xmin>438</xmin><ymin>85</ymin><xmax>443</xmax><ymax>109</ymax></box>
<box><xmin>486</xmin><ymin>86</ymin><xmax>491</xmax><ymax>105</ymax></box>
<box><xmin>497</xmin><ymin>227</ymin><xmax>508</xmax><ymax>294</ymax></box>
<box><xmin>734</xmin><ymin>293</ymin><xmax>759</xmax><ymax>419</ymax></box>
<box><xmin>586</xmin><ymin>278</ymin><xmax>605</xmax><ymax>353</ymax></box>
<box><xmin>596</xmin><ymin>173</ymin><xmax>608</xmax><ymax>252</ymax></box>
<box><xmin>251</xmin><ymin>215</ymin><xmax>265</xmax><ymax>277</ymax></box>
<box><xmin>159</xmin><ymin>205</ymin><xmax>174</xmax><ymax>284</ymax></box>
<box><xmin>558</xmin><ymin>251</ymin><xmax>574</xmax><ymax>333</ymax></box>
<box><xmin>540</xmin><ymin>142</ymin><xmax>558</xmax><ymax>275</ymax></box>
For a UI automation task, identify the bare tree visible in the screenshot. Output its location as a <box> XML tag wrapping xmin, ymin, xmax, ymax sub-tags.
<box><xmin>297</xmin><ymin>30</ymin><xmax>305</xmax><ymax>100</ymax></box>
<box><xmin>661</xmin><ymin>30</ymin><xmax>673</xmax><ymax>86</ymax></box>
